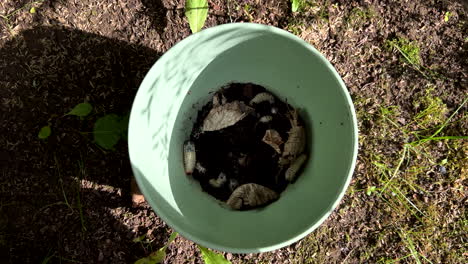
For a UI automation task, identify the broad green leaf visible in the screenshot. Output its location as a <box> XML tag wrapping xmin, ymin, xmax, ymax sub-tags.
<box><xmin>291</xmin><ymin>0</ymin><xmax>300</xmax><ymax>12</ymax></box>
<box><xmin>93</xmin><ymin>114</ymin><xmax>121</xmax><ymax>150</ymax></box>
<box><xmin>198</xmin><ymin>245</ymin><xmax>232</xmax><ymax>264</ymax></box>
<box><xmin>185</xmin><ymin>0</ymin><xmax>208</xmax><ymax>33</ymax></box>
<box><xmin>134</xmin><ymin>232</ymin><xmax>178</xmax><ymax>264</ymax></box>
<box><xmin>38</xmin><ymin>125</ymin><xmax>51</xmax><ymax>139</ymax></box>
<box><xmin>67</xmin><ymin>102</ymin><xmax>93</xmax><ymax>117</ymax></box>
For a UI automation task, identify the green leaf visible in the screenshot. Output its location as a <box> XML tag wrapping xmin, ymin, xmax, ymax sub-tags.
<box><xmin>134</xmin><ymin>232</ymin><xmax>178</xmax><ymax>264</ymax></box>
<box><xmin>185</xmin><ymin>0</ymin><xmax>208</xmax><ymax>33</ymax></box>
<box><xmin>134</xmin><ymin>249</ymin><xmax>166</xmax><ymax>264</ymax></box>
<box><xmin>291</xmin><ymin>0</ymin><xmax>300</xmax><ymax>12</ymax></box>
<box><xmin>30</xmin><ymin>7</ymin><xmax>36</xmax><ymax>14</ymax></box>
<box><xmin>366</xmin><ymin>186</ymin><xmax>376</xmax><ymax>196</ymax></box>
<box><xmin>38</xmin><ymin>125</ymin><xmax>51</xmax><ymax>139</ymax></box>
<box><xmin>67</xmin><ymin>103</ymin><xmax>93</xmax><ymax>117</ymax></box>
<box><xmin>198</xmin><ymin>245</ymin><xmax>232</xmax><ymax>264</ymax></box>
<box><xmin>133</xmin><ymin>234</ymin><xmax>146</xmax><ymax>243</ymax></box>
<box><xmin>93</xmin><ymin>114</ymin><xmax>121</xmax><ymax>150</ymax></box>
<box><xmin>167</xmin><ymin>232</ymin><xmax>178</xmax><ymax>245</ymax></box>
<box><xmin>444</xmin><ymin>11</ymin><xmax>451</xmax><ymax>22</ymax></box>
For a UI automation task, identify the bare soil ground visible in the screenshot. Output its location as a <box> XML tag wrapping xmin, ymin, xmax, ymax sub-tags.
<box><xmin>1</xmin><ymin>0</ymin><xmax>467</xmax><ymax>263</ymax></box>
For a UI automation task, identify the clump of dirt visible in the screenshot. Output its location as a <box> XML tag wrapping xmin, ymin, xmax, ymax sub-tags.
<box><xmin>184</xmin><ymin>83</ymin><xmax>308</xmax><ymax>210</ymax></box>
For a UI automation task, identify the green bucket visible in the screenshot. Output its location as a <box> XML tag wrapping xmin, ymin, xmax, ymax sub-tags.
<box><xmin>129</xmin><ymin>23</ymin><xmax>358</xmax><ymax>253</ymax></box>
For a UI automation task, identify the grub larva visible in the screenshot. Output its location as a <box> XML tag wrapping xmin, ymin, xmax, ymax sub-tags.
<box><xmin>283</xmin><ymin>109</ymin><xmax>305</xmax><ymax>158</ymax></box>
<box><xmin>195</xmin><ymin>162</ymin><xmax>206</xmax><ymax>174</ymax></box>
<box><xmin>285</xmin><ymin>154</ymin><xmax>307</xmax><ymax>182</ymax></box>
<box><xmin>249</xmin><ymin>92</ymin><xmax>275</xmax><ymax>105</ymax></box>
<box><xmin>183</xmin><ymin>140</ymin><xmax>196</xmax><ymax>175</ymax></box>
<box><xmin>209</xmin><ymin>172</ymin><xmax>227</xmax><ymax>188</ymax></box>
<box><xmin>259</xmin><ymin>115</ymin><xmax>273</xmax><ymax>123</ymax></box>
<box><xmin>227</xmin><ymin>183</ymin><xmax>279</xmax><ymax>210</ymax></box>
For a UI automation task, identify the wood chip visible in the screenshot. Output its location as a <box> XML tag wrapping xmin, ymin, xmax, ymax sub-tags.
<box><xmin>131</xmin><ymin>177</ymin><xmax>145</xmax><ymax>207</ymax></box>
<box><xmin>262</xmin><ymin>129</ymin><xmax>283</xmax><ymax>154</ymax></box>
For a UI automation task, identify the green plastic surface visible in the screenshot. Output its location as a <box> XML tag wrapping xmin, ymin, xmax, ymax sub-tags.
<box><xmin>129</xmin><ymin>23</ymin><xmax>358</xmax><ymax>253</ymax></box>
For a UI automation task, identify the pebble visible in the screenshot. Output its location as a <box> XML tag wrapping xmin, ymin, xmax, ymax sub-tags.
<box><xmin>438</xmin><ymin>165</ymin><xmax>447</xmax><ymax>174</ymax></box>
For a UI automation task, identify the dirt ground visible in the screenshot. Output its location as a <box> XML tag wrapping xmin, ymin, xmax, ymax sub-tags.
<box><xmin>0</xmin><ymin>0</ymin><xmax>466</xmax><ymax>263</ymax></box>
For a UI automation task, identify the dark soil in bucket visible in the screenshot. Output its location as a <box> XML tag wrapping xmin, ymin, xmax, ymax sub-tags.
<box><xmin>186</xmin><ymin>83</ymin><xmax>308</xmax><ymax>210</ymax></box>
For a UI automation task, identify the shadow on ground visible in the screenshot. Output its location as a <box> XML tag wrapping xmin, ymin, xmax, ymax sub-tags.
<box><xmin>0</xmin><ymin>25</ymin><xmax>172</xmax><ymax>263</ymax></box>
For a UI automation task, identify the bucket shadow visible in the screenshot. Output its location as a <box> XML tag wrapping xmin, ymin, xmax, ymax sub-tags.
<box><xmin>0</xmin><ymin>25</ymin><xmax>176</xmax><ymax>263</ymax></box>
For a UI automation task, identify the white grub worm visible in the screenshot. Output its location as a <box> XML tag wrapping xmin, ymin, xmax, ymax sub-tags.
<box><xmin>195</xmin><ymin>162</ymin><xmax>206</xmax><ymax>174</ymax></box>
<box><xmin>227</xmin><ymin>183</ymin><xmax>279</xmax><ymax>210</ymax></box>
<box><xmin>285</xmin><ymin>154</ymin><xmax>307</xmax><ymax>182</ymax></box>
<box><xmin>249</xmin><ymin>92</ymin><xmax>275</xmax><ymax>105</ymax></box>
<box><xmin>183</xmin><ymin>141</ymin><xmax>196</xmax><ymax>175</ymax></box>
<box><xmin>209</xmin><ymin>172</ymin><xmax>227</xmax><ymax>188</ymax></box>
<box><xmin>283</xmin><ymin>109</ymin><xmax>306</xmax><ymax>159</ymax></box>
<box><xmin>259</xmin><ymin>115</ymin><xmax>273</xmax><ymax>123</ymax></box>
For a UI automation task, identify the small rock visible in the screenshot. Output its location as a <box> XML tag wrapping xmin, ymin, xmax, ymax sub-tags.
<box><xmin>131</xmin><ymin>178</ymin><xmax>145</xmax><ymax>206</ymax></box>
<box><xmin>438</xmin><ymin>166</ymin><xmax>447</xmax><ymax>174</ymax></box>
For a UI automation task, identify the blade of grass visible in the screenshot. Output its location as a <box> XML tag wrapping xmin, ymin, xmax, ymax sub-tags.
<box><xmin>398</xmin><ymin>231</ymin><xmax>422</xmax><ymax>264</ymax></box>
<box><xmin>411</xmin><ymin>96</ymin><xmax>468</xmax><ymax>146</ymax></box>
<box><xmin>54</xmin><ymin>155</ymin><xmax>73</xmax><ymax>212</ymax></box>
<box><xmin>381</xmin><ymin>145</ymin><xmax>408</xmax><ymax>192</ymax></box>
<box><xmin>429</xmin><ymin>96</ymin><xmax>467</xmax><ymax>138</ymax></box>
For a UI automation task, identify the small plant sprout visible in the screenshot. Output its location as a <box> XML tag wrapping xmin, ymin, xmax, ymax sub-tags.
<box><xmin>386</xmin><ymin>37</ymin><xmax>421</xmax><ymax>66</ymax></box>
<box><xmin>198</xmin><ymin>245</ymin><xmax>232</xmax><ymax>264</ymax></box>
<box><xmin>444</xmin><ymin>11</ymin><xmax>452</xmax><ymax>22</ymax></box>
<box><xmin>66</xmin><ymin>102</ymin><xmax>93</xmax><ymax>117</ymax></box>
<box><xmin>385</xmin><ymin>37</ymin><xmax>441</xmax><ymax>79</ymax></box>
<box><xmin>136</xmin><ymin>232</ymin><xmax>232</xmax><ymax>264</ymax></box>
<box><xmin>185</xmin><ymin>0</ymin><xmax>208</xmax><ymax>33</ymax></box>
<box><xmin>38</xmin><ymin>125</ymin><xmax>51</xmax><ymax>139</ymax></box>
<box><xmin>134</xmin><ymin>232</ymin><xmax>178</xmax><ymax>264</ymax></box>
<box><xmin>38</xmin><ymin>102</ymin><xmax>93</xmax><ymax>140</ymax></box>
<box><xmin>366</xmin><ymin>186</ymin><xmax>377</xmax><ymax>196</ymax></box>
<box><xmin>291</xmin><ymin>0</ymin><xmax>303</xmax><ymax>13</ymax></box>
